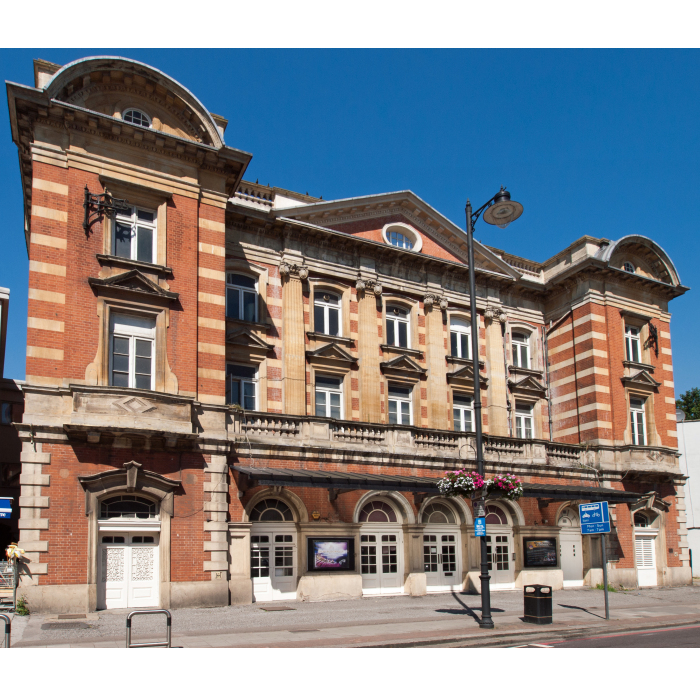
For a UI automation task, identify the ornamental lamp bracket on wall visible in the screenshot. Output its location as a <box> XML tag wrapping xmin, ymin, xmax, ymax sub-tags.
<box><xmin>647</xmin><ymin>322</ymin><xmax>659</xmax><ymax>357</ymax></box>
<box><xmin>83</xmin><ymin>185</ymin><xmax>130</xmax><ymax>237</ymax></box>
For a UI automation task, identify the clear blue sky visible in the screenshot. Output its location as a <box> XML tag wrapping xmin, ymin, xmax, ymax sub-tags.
<box><xmin>1</xmin><ymin>49</ymin><xmax>698</xmax><ymax>397</ymax></box>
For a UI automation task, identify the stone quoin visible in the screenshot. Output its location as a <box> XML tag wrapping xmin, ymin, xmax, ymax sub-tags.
<box><xmin>4</xmin><ymin>56</ymin><xmax>691</xmax><ymax>613</ymax></box>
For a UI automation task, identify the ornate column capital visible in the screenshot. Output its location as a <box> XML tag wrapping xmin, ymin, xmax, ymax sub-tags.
<box><xmin>484</xmin><ymin>306</ymin><xmax>507</xmax><ymax>324</ymax></box>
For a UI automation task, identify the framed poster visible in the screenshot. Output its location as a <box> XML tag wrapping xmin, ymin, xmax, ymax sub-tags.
<box><xmin>523</xmin><ymin>537</ymin><xmax>558</xmax><ymax>568</ymax></box>
<box><xmin>307</xmin><ymin>538</ymin><xmax>355</xmax><ymax>571</ymax></box>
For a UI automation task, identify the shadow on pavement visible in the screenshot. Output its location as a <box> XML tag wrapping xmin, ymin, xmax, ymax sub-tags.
<box><xmin>557</xmin><ymin>603</ymin><xmax>606</xmax><ymax>619</ymax></box>
<box><xmin>440</xmin><ymin>591</ymin><xmax>504</xmax><ymax>624</ymax></box>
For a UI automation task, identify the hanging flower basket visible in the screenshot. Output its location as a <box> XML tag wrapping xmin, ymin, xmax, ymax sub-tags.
<box><xmin>437</xmin><ymin>471</ymin><xmax>523</xmax><ymax>501</ymax></box>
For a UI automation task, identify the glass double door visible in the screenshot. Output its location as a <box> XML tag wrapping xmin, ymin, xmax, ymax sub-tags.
<box><xmin>250</xmin><ymin>525</ymin><xmax>297</xmax><ymax>601</ymax></box>
<box><xmin>485</xmin><ymin>531</ymin><xmax>515</xmax><ymax>588</ymax></box>
<box><xmin>360</xmin><ymin>530</ymin><xmax>403</xmax><ymax>596</ymax></box>
<box><xmin>423</xmin><ymin>531</ymin><xmax>460</xmax><ymax>591</ymax></box>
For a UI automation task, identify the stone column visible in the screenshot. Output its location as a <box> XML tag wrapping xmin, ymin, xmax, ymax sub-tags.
<box><xmin>424</xmin><ymin>295</ymin><xmax>448</xmax><ymax>429</ymax></box>
<box><xmin>357</xmin><ymin>283</ymin><xmax>382</xmax><ymax>423</ymax></box>
<box><xmin>485</xmin><ymin>310</ymin><xmax>509</xmax><ymax>436</ymax></box>
<box><xmin>282</xmin><ymin>267</ymin><xmax>307</xmax><ymax>415</ymax></box>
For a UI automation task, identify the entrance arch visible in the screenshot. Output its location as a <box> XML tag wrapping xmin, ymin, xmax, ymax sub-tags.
<box><xmin>248</xmin><ymin>496</ymin><xmax>298</xmax><ymax>602</ymax></box>
<box><xmin>357</xmin><ymin>497</ymin><xmax>404</xmax><ymax>596</ymax></box>
<box><xmin>557</xmin><ymin>505</ymin><xmax>584</xmax><ymax>587</ymax></box>
<box><xmin>484</xmin><ymin>502</ymin><xmax>515</xmax><ymax>589</ymax></box>
<box><xmin>420</xmin><ymin>500</ymin><xmax>462</xmax><ymax>592</ymax></box>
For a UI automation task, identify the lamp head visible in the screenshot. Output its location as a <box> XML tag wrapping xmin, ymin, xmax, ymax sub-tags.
<box><xmin>483</xmin><ymin>186</ymin><xmax>524</xmax><ymax>229</ymax></box>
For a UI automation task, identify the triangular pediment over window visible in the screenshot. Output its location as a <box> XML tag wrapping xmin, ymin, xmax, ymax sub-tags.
<box><xmin>446</xmin><ymin>363</ymin><xmax>488</xmax><ymax>388</ymax></box>
<box><xmin>380</xmin><ymin>353</ymin><xmax>426</xmax><ymax>378</ymax></box>
<box><xmin>621</xmin><ymin>370</ymin><xmax>661</xmax><ymax>391</ymax></box>
<box><xmin>508</xmin><ymin>375</ymin><xmax>547</xmax><ymax>396</ymax></box>
<box><xmin>88</xmin><ymin>270</ymin><xmax>179</xmax><ymax>302</ymax></box>
<box><xmin>226</xmin><ymin>329</ymin><xmax>274</xmax><ymax>351</ymax></box>
<box><xmin>306</xmin><ymin>342</ymin><xmax>358</xmax><ymax>367</ymax></box>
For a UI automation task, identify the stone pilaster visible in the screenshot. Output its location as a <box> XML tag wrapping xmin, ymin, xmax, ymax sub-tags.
<box><xmin>281</xmin><ymin>266</ymin><xmax>307</xmax><ymax>415</ymax></box>
<box><xmin>424</xmin><ymin>295</ymin><xmax>448</xmax><ymax>429</ymax></box>
<box><xmin>203</xmin><ymin>454</ymin><xmax>229</xmax><ymax>579</ymax></box>
<box><xmin>357</xmin><ymin>282</ymin><xmax>382</xmax><ymax>423</ymax></box>
<box><xmin>17</xmin><ymin>446</ymin><xmax>51</xmax><ymax>583</ymax></box>
<box><xmin>485</xmin><ymin>309</ymin><xmax>509</xmax><ymax>436</ymax></box>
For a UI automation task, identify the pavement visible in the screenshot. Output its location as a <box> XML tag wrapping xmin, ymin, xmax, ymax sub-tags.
<box><xmin>4</xmin><ymin>583</ymin><xmax>700</xmax><ymax>648</ymax></box>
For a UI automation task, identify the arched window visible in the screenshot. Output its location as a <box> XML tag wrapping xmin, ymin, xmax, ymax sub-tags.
<box><xmin>386</xmin><ymin>305</ymin><xmax>410</xmax><ymax>348</ymax></box>
<box><xmin>226</xmin><ymin>273</ymin><xmax>257</xmax><ymax>322</ymax></box>
<box><xmin>634</xmin><ymin>512</ymin><xmax>650</xmax><ymax>527</ymax></box>
<box><xmin>388</xmin><ymin>229</ymin><xmax>413</xmax><ymax>249</ymax></box>
<box><xmin>450</xmin><ymin>318</ymin><xmax>471</xmax><ymax>359</ymax></box>
<box><xmin>100</xmin><ymin>495</ymin><xmax>157</xmax><ymax>520</ymax></box>
<box><xmin>558</xmin><ymin>507</ymin><xmax>579</xmax><ymax>527</ymax></box>
<box><xmin>382</xmin><ymin>223</ymin><xmax>422</xmax><ymax>252</ymax></box>
<box><xmin>623</xmin><ymin>261</ymin><xmax>635</xmax><ymax>274</ymax></box>
<box><xmin>250</xmin><ymin>499</ymin><xmax>293</xmax><ymax>522</ymax></box>
<box><xmin>314</xmin><ymin>291</ymin><xmax>341</xmax><ymax>336</ymax></box>
<box><xmin>485</xmin><ymin>504</ymin><xmax>508</xmax><ymax>525</ymax></box>
<box><xmin>359</xmin><ymin>500</ymin><xmax>398</xmax><ymax>523</ymax></box>
<box><xmin>423</xmin><ymin>502</ymin><xmax>456</xmax><ymax>524</ymax></box>
<box><xmin>122</xmin><ymin>109</ymin><xmax>151</xmax><ymax>128</ymax></box>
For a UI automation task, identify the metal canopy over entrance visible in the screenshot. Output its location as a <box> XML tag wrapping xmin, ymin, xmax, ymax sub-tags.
<box><xmin>232</xmin><ymin>466</ymin><xmax>644</xmax><ymax>503</ymax></box>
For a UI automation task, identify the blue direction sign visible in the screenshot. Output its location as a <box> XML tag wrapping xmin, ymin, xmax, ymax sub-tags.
<box><xmin>0</xmin><ymin>497</ymin><xmax>13</xmax><ymax>520</ymax></box>
<box><xmin>474</xmin><ymin>517</ymin><xmax>486</xmax><ymax>537</ymax></box>
<box><xmin>579</xmin><ymin>502</ymin><xmax>610</xmax><ymax>534</ymax></box>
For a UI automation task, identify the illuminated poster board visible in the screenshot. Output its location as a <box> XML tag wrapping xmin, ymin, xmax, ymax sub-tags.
<box><xmin>307</xmin><ymin>538</ymin><xmax>355</xmax><ymax>571</ymax></box>
<box><xmin>523</xmin><ymin>537</ymin><xmax>558</xmax><ymax>568</ymax></box>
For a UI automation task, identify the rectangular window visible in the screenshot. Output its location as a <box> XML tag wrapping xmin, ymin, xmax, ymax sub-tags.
<box><xmin>226</xmin><ymin>364</ymin><xmax>257</xmax><ymax>410</ymax></box>
<box><xmin>226</xmin><ymin>273</ymin><xmax>257</xmax><ymax>322</ymax></box>
<box><xmin>110</xmin><ymin>314</ymin><xmax>155</xmax><ymax>390</ymax></box>
<box><xmin>630</xmin><ymin>396</ymin><xmax>647</xmax><ymax>445</ymax></box>
<box><xmin>314</xmin><ymin>291</ymin><xmax>341</xmax><ymax>336</ymax></box>
<box><xmin>386</xmin><ymin>306</ymin><xmax>409</xmax><ymax>348</ymax></box>
<box><xmin>515</xmin><ymin>402</ymin><xmax>533</xmax><ymax>439</ymax></box>
<box><xmin>450</xmin><ymin>320</ymin><xmax>471</xmax><ymax>359</ymax></box>
<box><xmin>453</xmin><ymin>394</ymin><xmax>474</xmax><ymax>432</ymax></box>
<box><xmin>512</xmin><ymin>332</ymin><xmax>530</xmax><ymax>369</ymax></box>
<box><xmin>315</xmin><ymin>375</ymin><xmax>343</xmax><ymax>419</ymax></box>
<box><xmin>625</xmin><ymin>325</ymin><xmax>641</xmax><ymax>363</ymax></box>
<box><xmin>388</xmin><ymin>384</ymin><xmax>412</xmax><ymax>425</ymax></box>
<box><xmin>113</xmin><ymin>206</ymin><xmax>156</xmax><ymax>264</ymax></box>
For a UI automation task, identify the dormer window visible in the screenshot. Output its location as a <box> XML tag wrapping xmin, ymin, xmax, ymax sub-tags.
<box><xmin>123</xmin><ymin>109</ymin><xmax>151</xmax><ymax>128</ymax></box>
<box><xmin>623</xmin><ymin>261</ymin><xmax>635</xmax><ymax>274</ymax></box>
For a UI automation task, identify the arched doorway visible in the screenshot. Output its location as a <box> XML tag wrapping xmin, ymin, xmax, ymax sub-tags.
<box><xmin>249</xmin><ymin>498</ymin><xmax>298</xmax><ymax>602</ymax></box>
<box><xmin>484</xmin><ymin>503</ymin><xmax>515</xmax><ymax>589</ymax></box>
<box><xmin>97</xmin><ymin>494</ymin><xmax>160</xmax><ymax>609</ymax></box>
<box><xmin>557</xmin><ymin>506</ymin><xmax>583</xmax><ymax>587</ymax></box>
<box><xmin>634</xmin><ymin>510</ymin><xmax>659</xmax><ymax>587</ymax></box>
<box><xmin>358</xmin><ymin>499</ymin><xmax>403</xmax><ymax>596</ymax></box>
<box><xmin>421</xmin><ymin>500</ymin><xmax>461</xmax><ymax>592</ymax></box>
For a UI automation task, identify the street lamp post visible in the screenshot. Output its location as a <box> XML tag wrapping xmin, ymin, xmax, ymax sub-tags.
<box><xmin>465</xmin><ymin>187</ymin><xmax>524</xmax><ymax>629</ymax></box>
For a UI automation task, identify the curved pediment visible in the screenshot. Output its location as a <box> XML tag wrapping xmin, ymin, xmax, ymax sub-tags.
<box><xmin>601</xmin><ymin>235</ymin><xmax>681</xmax><ymax>286</ymax></box>
<box><xmin>43</xmin><ymin>56</ymin><xmax>224</xmax><ymax>147</ymax></box>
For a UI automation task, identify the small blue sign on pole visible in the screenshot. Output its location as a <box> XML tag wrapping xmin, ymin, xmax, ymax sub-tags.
<box><xmin>474</xmin><ymin>517</ymin><xmax>486</xmax><ymax>537</ymax></box>
<box><xmin>0</xmin><ymin>497</ymin><xmax>13</xmax><ymax>520</ymax></box>
<box><xmin>579</xmin><ymin>502</ymin><xmax>610</xmax><ymax>534</ymax></box>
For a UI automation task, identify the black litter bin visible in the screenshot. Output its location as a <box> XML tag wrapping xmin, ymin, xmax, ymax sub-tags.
<box><xmin>523</xmin><ymin>585</ymin><xmax>552</xmax><ymax>625</ymax></box>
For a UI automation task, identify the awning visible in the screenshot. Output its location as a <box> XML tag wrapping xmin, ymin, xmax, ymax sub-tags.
<box><xmin>232</xmin><ymin>466</ymin><xmax>643</xmax><ymax>503</ymax></box>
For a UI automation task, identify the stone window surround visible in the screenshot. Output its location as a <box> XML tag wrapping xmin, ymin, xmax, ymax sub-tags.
<box><xmin>506</xmin><ymin>321</ymin><xmax>540</xmax><ymax>372</ymax></box>
<box><xmin>307</xmin><ymin>278</ymin><xmax>351</xmax><ymax>338</ymax></box>
<box><xmin>226</xmin><ymin>260</ymin><xmax>270</xmax><ymax>326</ymax></box>
<box><xmin>381</xmin><ymin>222</ymin><xmax>424</xmax><ymax>253</ymax></box>
<box><xmin>620</xmin><ymin>311</ymin><xmax>654</xmax><ymax>368</ymax></box>
<box><xmin>309</xmin><ymin>365</ymin><xmax>351</xmax><ymax>421</ymax></box>
<box><xmin>624</xmin><ymin>387</ymin><xmax>659</xmax><ymax>447</ymax></box>
<box><xmin>383</xmin><ymin>294</ymin><xmax>420</xmax><ymax>351</ymax></box>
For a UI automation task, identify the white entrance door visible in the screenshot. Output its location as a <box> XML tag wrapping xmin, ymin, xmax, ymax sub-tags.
<box><xmin>635</xmin><ymin>535</ymin><xmax>658</xmax><ymax>587</ymax></box>
<box><xmin>486</xmin><ymin>532</ymin><xmax>515</xmax><ymax>588</ymax></box>
<box><xmin>250</xmin><ymin>525</ymin><xmax>297</xmax><ymax>602</ymax></box>
<box><xmin>423</xmin><ymin>531</ymin><xmax>460</xmax><ymax>591</ymax></box>
<box><xmin>559</xmin><ymin>530</ymin><xmax>584</xmax><ymax>587</ymax></box>
<box><xmin>360</xmin><ymin>531</ymin><xmax>403</xmax><ymax>595</ymax></box>
<box><xmin>98</xmin><ymin>533</ymin><xmax>159</xmax><ymax>609</ymax></box>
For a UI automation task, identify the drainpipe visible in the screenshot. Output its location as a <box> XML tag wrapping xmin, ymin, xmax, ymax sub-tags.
<box><xmin>502</xmin><ymin>323</ymin><xmax>513</xmax><ymax>437</ymax></box>
<box><xmin>542</xmin><ymin>325</ymin><xmax>553</xmax><ymax>441</ymax></box>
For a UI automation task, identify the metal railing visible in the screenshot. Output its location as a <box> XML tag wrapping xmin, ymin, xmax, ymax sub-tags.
<box><xmin>126</xmin><ymin>609</ymin><xmax>172</xmax><ymax>648</ymax></box>
<box><xmin>0</xmin><ymin>614</ymin><xmax>10</xmax><ymax>648</ymax></box>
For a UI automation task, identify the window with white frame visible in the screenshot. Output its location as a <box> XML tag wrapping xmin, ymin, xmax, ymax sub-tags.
<box><xmin>386</xmin><ymin>305</ymin><xmax>410</xmax><ymax>348</ymax></box>
<box><xmin>515</xmin><ymin>402</ymin><xmax>533</xmax><ymax>439</ymax></box>
<box><xmin>388</xmin><ymin>384</ymin><xmax>412</xmax><ymax>425</ymax></box>
<box><xmin>113</xmin><ymin>206</ymin><xmax>157</xmax><ymax>263</ymax></box>
<box><xmin>630</xmin><ymin>396</ymin><xmax>647</xmax><ymax>445</ymax></box>
<box><xmin>450</xmin><ymin>318</ymin><xmax>471</xmax><ymax>359</ymax></box>
<box><xmin>122</xmin><ymin>109</ymin><xmax>151</xmax><ymax>128</ymax></box>
<box><xmin>453</xmin><ymin>394</ymin><xmax>474</xmax><ymax>432</ymax></box>
<box><xmin>625</xmin><ymin>325</ymin><xmax>641</xmax><ymax>363</ymax></box>
<box><xmin>110</xmin><ymin>314</ymin><xmax>156</xmax><ymax>390</ymax></box>
<box><xmin>226</xmin><ymin>273</ymin><xmax>257</xmax><ymax>322</ymax></box>
<box><xmin>315</xmin><ymin>375</ymin><xmax>343</xmax><ymax>419</ymax></box>
<box><xmin>226</xmin><ymin>364</ymin><xmax>257</xmax><ymax>410</ymax></box>
<box><xmin>314</xmin><ymin>291</ymin><xmax>341</xmax><ymax>336</ymax></box>
<box><xmin>511</xmin><ymin>331</ymin><xmax>530</xmax><ymax>369</ymax></box>
<box><xmin>387</xmin><ymin>229</ymin><xmax>413</xmax><ymax>249</ymax></box>
<box><xmin>623</xmin><ymin>261</ymin><xmax>635</xmax><ymax>274</ymax></box>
